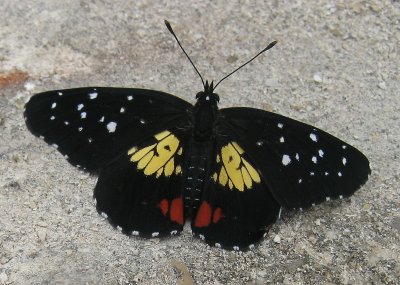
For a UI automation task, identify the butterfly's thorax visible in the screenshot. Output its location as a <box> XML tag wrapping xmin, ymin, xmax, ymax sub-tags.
<box><xmin>192</xmin><ymin>103</ymin><xmax>218</xmax><ymax>141</ymax></box>
<box><xmin>192</xmin><ymin>88</ymin><xmax>219</xmax><ymax>142</ymax></box>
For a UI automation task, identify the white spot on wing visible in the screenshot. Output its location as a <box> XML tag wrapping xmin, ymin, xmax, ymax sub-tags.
<box><xmin>89</xmin><ymin>92</ymin><xmax>98</xmax><ymax>99</ymax></box>
<box><xmin>342</xmin><ymin>145</ymin><xmax>347</xmax><ymax>149</ymax></box>
<box><xmin>233</xmin><ymin>246</ymin><xmax>240</xmax><ymax>251</ymax></box>
<box><xmin>78</xmin><ymin>127</ymin><xmax>83</xmax><ymax>132</ymax></box>
<box><xmin>51</xmin><ymin>102</ymin><xmax>57</xmax><ymax>109</ymax></box>
<box><xmin>310</xmin><ymin>133</ymin><xmax>318</xmax><ymax>142</ymax></box>
<box><xmin>318</xmin><ymin>149</ymin><xmax>324</xmax><ymax>157</ymax></box>
<box><xmin>77</xmin><ymin>103</ymin><xmax>84</xmax><ymax>111</ymax></box>
<box><xmin>107</xmin><ymin>122</ymin><xmax>117</xmax><ymax>133</ymax></box>
<box><xmin>282</xmin><ymin>154</ymin><xmax>291</xmax><ymax>166</ymax></box>
<box><xmin>338</xmin><ymin>172</ymin><xmax>342</xmax><ymax>177</ymax></box>
<box><xmin>277</xmin><ymin>123</ymin><xmax>283</xmax><ymax>128</ymax></box>
<box><xmin>50</xmin><ymin>116</ymin><xmax>55</xmax><ymax>120</ymax></box>
<box><xmin>295</xmin><ymin>153</ymin><xmax>300</xmax><ymax>160</ymax></box>
<box><xmin>199</xmin><ymin>234</ymin><xmax>205</xmax><ymax>240</ymax></box>
<box><xmin>151</xmin><ymin>232</ymin><xmax>159</xmax><ymax>237</ymax></box>
<box><xmin>298</xmin><ymin>178</ymin><xmax>302</xmax><ymax>183</ymax></box>
<box><xmin>342</xmin><ymin>157</ymin><xmax>347</xmax><ymax>165</ymax></box>
<box><xmin>325</xmin><ymin>172</ymin><xmax>329</xmax><ymax>176</ymax></box>
<box><xmin>80</xmin><ymin>112</ymin><xmax>87</xmax><ymax>119</ymax></box>
<box><xmin>140</xmin><ymin>118</ymin><xmax>146</xmax><ymax>124</ymax></box>
<box><xmin>132</xmin><ymin>230</ymin><xmax>139</xmax><ymax>236</ymax></box>
<box><xmin>58</xmin><ymin>92</ymin><xmax>63</xmax><ymax>96</ymax></box>
<box><xmin>99</xmin><ymin>116</ymin><xmax>105</xmax><ymax>122</ymax></box>
<box><xmin>312</xmin><ymin>156</ymin><xmax>317</xmax><ymax>163</ymax></box>
<box><xmin>88</xmin><ymin>138</ymin><xmax>93</xmax><ymax>143</ymax></box>
<box><xmin>280</xmin><ymin>136</ymin><xmax>285</xmax><ymax>143</ymax></box>
<box><xmin>120</xmin><ymin>107</ymin><xmax>125</xmax><ymax>113</ymax></box>
<box><xmin>64</xmin><ymin>121</ymin><xmax>69</xmax><ymax>125</ymax></box>
<box><xmin>310</xmin><ymin>172</ymin><xmax>315</xmax><ymax>176</ymax></box>
<box><xmin>170</xmin><ymin>230</ymin><xmax>177</xmax><ymax>235</ymax></box>
<box><xmin>127</xmin><ymin>95</ymin><xmax>133</xmax><ymax>101</ymax></box>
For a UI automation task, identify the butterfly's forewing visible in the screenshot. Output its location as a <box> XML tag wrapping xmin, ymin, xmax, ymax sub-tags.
<box><xmin>219</xmin><ymin>107</ymin><xmax>371</xmax><ymax>209</ymax></box>
<box><xmin>191</xmin><ymin>136</ymin><xmax>280</xmax><ymax>250</ymax></box>
<box><xmin>24</xmin><ymin>87</ymin><xmax>192</xmax><ymax>171</ymax></box>
<box><xmin>94</xmin><ymin>128</ymin><xmax>189</xmax><ymax>237</ymax></box>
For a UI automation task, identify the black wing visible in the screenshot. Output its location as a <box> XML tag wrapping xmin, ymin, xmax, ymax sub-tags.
<box><xmin>94</xmin><ymin>127</ymin><xmax>189</xmax><ymax>237</ymax></box>
<box><xmin>24</xmin><ymin>87</ymin><xmax>192</xmax><ymax>171</ymax></box>
<box><xmin>191</xmin><ymin>135</ymin><xmax>280</xmax><ymax>250</ymax></box>
<box><xmin>219</xmin><ymin>107</ymin><xmax>371</xmax><ymax>209</ymax></box>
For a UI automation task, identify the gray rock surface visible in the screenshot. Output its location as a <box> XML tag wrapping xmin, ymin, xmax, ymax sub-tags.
<box><xmin>1</xmin><ymin>1</ymin><xmax>399</xmax><ymax>284</ymax></box>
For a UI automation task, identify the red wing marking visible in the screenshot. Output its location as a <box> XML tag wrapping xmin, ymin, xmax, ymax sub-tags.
<box><xmin>194</xmin><ymin>201</ymin><xmax>212</xmax><ymax>227</ymax></box>
<box><xmin>212</xmin><ymin>207</ymin><xmax>224</xmax><ymax>224</ymax></box>
<box><xmin>158</xmin><ymin>199</ymin><xmax>169</xmax><ymax>216</ymax></box>
<box><xmin>170</xmin><ymin>197</ymin><xmax>184</xmax><ymax>225</ymax></box>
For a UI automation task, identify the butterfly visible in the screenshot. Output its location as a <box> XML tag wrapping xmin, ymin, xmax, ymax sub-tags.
<box><xmin>23</xmin><ymin>20</ymin><xmax>370</xmax><ymax>250</ymax></box>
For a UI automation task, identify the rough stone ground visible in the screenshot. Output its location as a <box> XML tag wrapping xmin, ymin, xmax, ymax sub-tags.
<box><xmin>0</xmin><ymin>1</ymin><xmax>399</xmax><ymax>284</ymax></box>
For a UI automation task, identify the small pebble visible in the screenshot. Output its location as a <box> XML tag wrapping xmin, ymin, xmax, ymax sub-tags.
<box><xmin>37</xmin><ymin>229</ymin><xmax>47</xmax><ymax>242</ymax></box>
<box><xmin>24</xmin><ymin>82</ymin><xmax>35</xmax><ymax>91</ymax></box>
<box><xmin>313</xmin><ymin>73</ymin><xmax>323</xmax><ymax>83</ymax></box>
<box><xmin>257</xmin><ymin>270</ymin><xmax>268</xmax><ymax>277</ymax></box>
<box><xmin>0</xmin><ymin>272</ymin><xmax>8</xmax><ymax>283</ymax></box>
<box><xmin>378</xmin><ymin>82</ymin><xmax>387</xmax><ymax>90</ymax></box>
<box><xmin>37</xmin><ymin>221</ymin><xmax>48</xmax><ymax>227</ymax></box>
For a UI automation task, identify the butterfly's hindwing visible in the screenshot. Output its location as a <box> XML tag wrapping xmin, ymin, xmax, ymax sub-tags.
<box><xmin>94</xmin><ymin>128</ymin><xmax>188</xmax><ymax>237</ymax></box>
<box><xmin>219</xmin><ymin>107</ymin><xmax>371</xmax><ymax>209</ymax></box>
<box><xmin>191</xmin><ymin>137</ymin><xmax>280</xmax><ymax>250</ymax></box>
<box><xmin>24</xmin><ymin>87</ymin><xmax>191</xmax><ymax>171</ymax></box>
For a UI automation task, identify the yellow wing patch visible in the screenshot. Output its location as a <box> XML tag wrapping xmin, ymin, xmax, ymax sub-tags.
<box><xmin>212</xmin><ymin>142</ymin><xmax>260</xmax><ymax>191</ymax></box>
<box><xmin>128</xmin><ymin>130</ymin><xmax>183</xmax><ymax>177</ymax></box>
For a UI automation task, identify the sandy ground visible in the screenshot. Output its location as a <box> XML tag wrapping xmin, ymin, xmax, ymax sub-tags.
<box><xmin>1</xmin><ymin>1</ymin><xmax>399</xmax><ymax>284</ymax></box>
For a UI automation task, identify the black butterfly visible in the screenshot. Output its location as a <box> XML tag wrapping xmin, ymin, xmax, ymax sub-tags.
<box><xmin>24</xmin><ymin>21</ymin><xmax>370</xmax><ymax>250</ymax></box>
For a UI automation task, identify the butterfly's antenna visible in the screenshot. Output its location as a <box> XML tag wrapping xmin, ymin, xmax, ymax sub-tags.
<box><xmin>213</xmin><ymin>40</ymin><xmax>277</xmax><ymax>90</ymax></box>
<box><xmin>165</xmin><ymin>20</ymin><xmax>205</xmax><ymax>88</ymax></box>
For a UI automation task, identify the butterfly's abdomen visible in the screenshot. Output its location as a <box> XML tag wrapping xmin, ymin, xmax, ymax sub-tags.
<box><xmin>183</xmin><ymin>141</ymin><xmax>213</xmax><ymax>219</ymax></box>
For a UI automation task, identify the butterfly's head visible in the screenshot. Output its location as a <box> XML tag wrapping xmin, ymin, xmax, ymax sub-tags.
<box><xmin>195</xmin><ymin>80</ymin><xmax>220</xmax><ymax>105</ymax></box>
